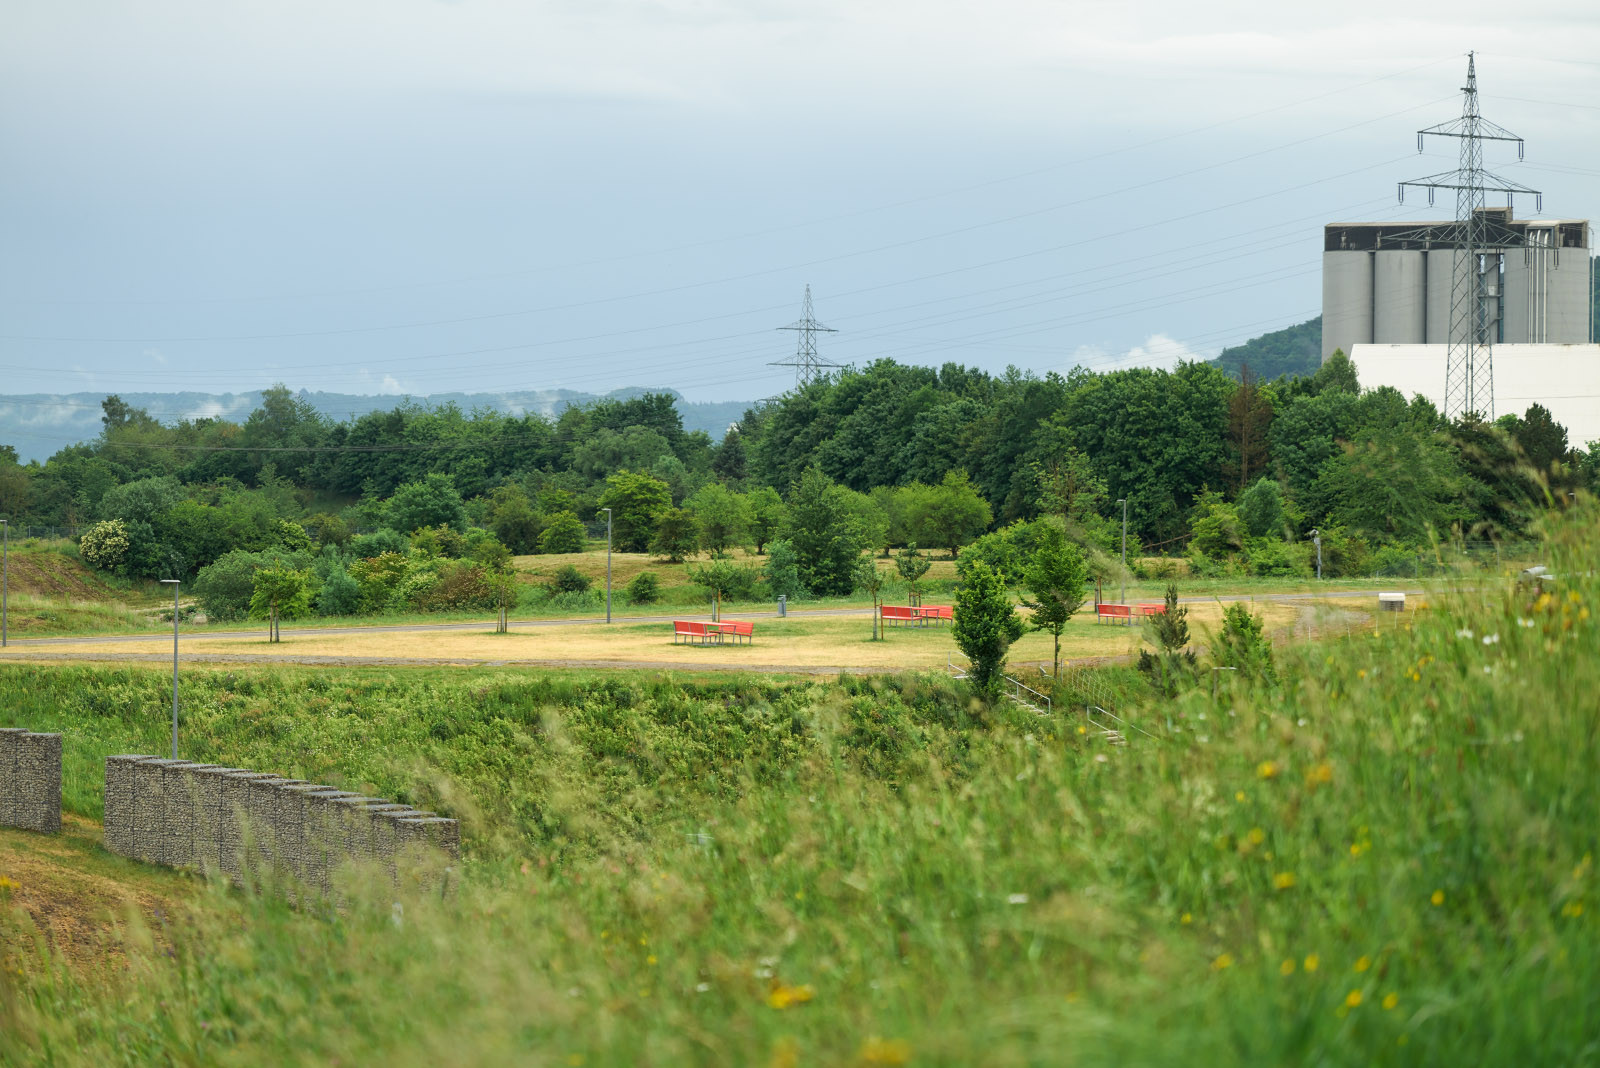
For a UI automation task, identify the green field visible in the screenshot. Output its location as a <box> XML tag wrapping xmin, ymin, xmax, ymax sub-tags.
<box><xmin>1</xmin><ymin>510</ymin><xmax>1597</xmax><ymax>1065</ymax></box>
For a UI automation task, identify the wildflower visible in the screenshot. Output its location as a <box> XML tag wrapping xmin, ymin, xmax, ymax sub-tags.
<box><xmin>1456</xmin><ymin>628</ymin><xmax>1474</xmax><ymax>639</ymax></box>
<box><xmin>1306</xmin><ymin>763</ymin><xmax>1333</xmax><ymax>786</ymax></box>
<box><xmin>647</xmin><ymin>955</ymin><xmax>657</xmax><ymax>966</ymax></box>
<box><xmin>1235</xmin><ymin>791</ymin><xmax>1246</xmax><ymax>802</ymax></box>
<box><xmin>695</xmin><ymin>982</ymin><xmax>711</xmax><ymax>993</ymax></box>
<box><xmin>1248</xmin><ymin>827</ymin><xmax>1266</xmax><ymax>846</ymax></box>
<box><xmin>1212</xmin><ymin>953</ymin><xmax>1234</xmax><ymax>971</ymax></box>
<box><xmin>1354</xmin><ymin>956</ymin><xmax>1371</xmax><ymax>972</ymax></box>
<box><xmin>1431</xmin><ymin>889</ymin><xmax>1445</xmax><ymax>907</ymax></box>
<box><xmin>766</xmin><ymin>982</ymin><xmax>815</xmax><ymax>1009</ymax></box>
<box><xmin>1257</xmin><ymin>761</ymin><xmax>1280</xmax><ymax>780</ymax></box>
<box><xmin>1517</xmin><ymin>618</ymin><xmax>1536</xmax><ymax>628</ymax></box>
<box><xmin>1280</xmin><ymin>958</ymin><xmax>1296</xmax><ymax>976</ymax></box>
<box><xmin>1345</xmin><ymin>989</ymin><xmax>1363</xmax><ymax>1009</ymax></box>
<box><xmin>858</xmin><ymin>1037</ymin><xmax>912</xmax><ymax>1066</ymax></box>
<box><xmin>1481</xmin><ymin>633</ymin><xmax>1500</xmax><ymax>645</ymax></box>
<box><xmin>0</xmin><ymin>876</ymin><xmax>19</xmax><ymax>893</ymax></box>
<box><xmin>1273</xmin><ymin>872</ymin><xmax>1297</xmax><ymax>891</ymax></box>
<box><xmin>1304</xmin><ymin>954</ymin><xmax>1320</xmax><ymax>972</ymax></box>
<box><xmin>1561</xmin><ymin>901</ymin><xmax>1584</xmax><ymax>918</ymax></box>
<box><xmin>1180</xmin><ymin>912</ymin><xmax>1193</xmax><ymax>925</ymax></box>
<box><xmin>1383</xmin><ymin>993</ymin><xmax>1399</xmax><ymax>1010</ymax></box>
<box><xmin>1077</xmin><ymin>725</ymin><xmax>1086</xmax><ymax>735</ymax></box>
<box><xmin>1357</xmin><ymin>669</ymin><xmax>1367</xmax><ymax>679</ymax></box>
<box><xmin>1008</xmin><ymin>893</ymin><xmax>1029</xmax><ymax>905</ymax></box>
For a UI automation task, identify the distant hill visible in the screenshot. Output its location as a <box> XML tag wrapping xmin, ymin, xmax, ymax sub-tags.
<box><xmin>1211</xmin><ymin>317</ymin><xmax>1322</xmax><ymax>381</ymax></box>
<box><xmin>0</xmin><ymin>387</ymin><xmax>752</xmax><ymax>463</ymax></box>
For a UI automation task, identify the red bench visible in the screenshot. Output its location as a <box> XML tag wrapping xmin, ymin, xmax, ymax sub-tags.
<box><xmin>881</xmin><ymin>605</ymin><xmax>918</xmax><ymax>627</ymax></box>
<box><xmin>673</xmin><ymin>620</ymin><xmax>720</xmax><ymax>645</ymax></box>
<box><xmin>916</xmin><ymin>605</ymin><xmax>953</xmax><ymax>624</ymax></box>
<box><xmin>717</xmin><ymin>620</ymin><xmax>755</xmax><ymax>645</ymax></box>
<box><xmin>1096</xmin><ymin>603</ymin><xmax>1133</xmax><ymax>625</ymax></box>
<box><xmin>1137</xmin><ymin>603</ymin><xmax>1168</xmax><ymax>617</ymax></box>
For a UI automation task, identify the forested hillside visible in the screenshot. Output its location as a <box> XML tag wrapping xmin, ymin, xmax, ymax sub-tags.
<box><xmin>1210</xmin><ymin>317</ymin><xmax>1322</xmax><ymax>380</ymax></box>
<box><xmin>0</xmin><ymin>355</ymin><xmax>1593</xmax><ymax>621</ymax></box>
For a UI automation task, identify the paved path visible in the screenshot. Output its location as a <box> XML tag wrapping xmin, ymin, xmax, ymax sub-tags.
<box><xmin>0</xmin><ymin>588</ymin><xmax>1416</xmax><ymax>651</ymax></box>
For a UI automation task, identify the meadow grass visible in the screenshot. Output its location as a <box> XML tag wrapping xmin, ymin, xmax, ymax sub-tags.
<box><xmin>0</xmin><ymin>509</ymin><xmax>1596</xmax><ymax>1065</ymax></box>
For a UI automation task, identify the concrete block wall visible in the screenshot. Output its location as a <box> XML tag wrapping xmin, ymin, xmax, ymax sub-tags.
<box><xmin>0</xmin><ymin>728</ymin><xmax>62</xmax><ymax>834</ymax></box>
<box><xmin>103</xmin><ymin>756</ymin><xmax>458</xmax><ymax>896</ymax></box>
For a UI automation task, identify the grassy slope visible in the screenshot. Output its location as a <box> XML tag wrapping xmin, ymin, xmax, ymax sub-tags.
<box><xmin>2</xmin><ymin>510</ymin><xmax>1598</xmax><ymax>1065</ymax></box>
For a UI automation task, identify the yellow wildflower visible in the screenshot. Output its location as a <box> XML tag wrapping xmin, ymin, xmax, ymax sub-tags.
<box><xmin>1273</xmin><ymin>872</ymin><xmax>1297</xmax><ymax>891</ymax></box>
<box><xmin>1235</xmin><ymin>791</ymin><xmax>1246</xmax><ymax>802</ymax></box>
<box><xmin>1304</xmin><ymin>954</ymin><xmax>1320</xmax><ymax>972</ymax></box>
<box><xmin>1257</xmin><ymin>761</ymin><xmax>1280</xmax><ymax>780</ymax></box>
<box><xmin>1345</xmin><ymin>989</ymin><xmax>1363</xmax><ymax>1009</ymax></box>
<box><xmin>1561</xmin><ymin>901</ymin><xmax>1584</xmax><ymax>918</ymax></box>
<box><xmin>1180</xmin><ymin>912</ymin><xmax>1192</xmax><ymax>925</ymax></box>
<box><xmin>1357</xmin><ymin>669</ymin><xmax>1367</xmax><ymax>679</ymax></box>
<box><xmin>1354</xmin><ymin>956</ymin><xmax>1370</xmax><ymax>972</ymax></box>
<box><xmin>0</xmin><ymin>876</ymin><xmax>19</xmax><ymax>893</ymax></box>
<box><xmin>1306</xmin><ymin>763</ymin><xmax>1333</xmax><ymax>786</ymax></box>
<box><xmin>1430</xmin><ymin>889</ymin><xmax>1445</xmax><ymax>907</ymax></box>
<box><xmin>858</xmin><ymin>1037</ymin><xmax>912</xmax><ymax>1066</ymax></box>
<box><xmin>766</xmin><ymin>983</ymin><xmax>815</xmax><ymax>1010</ymax></box>
<box><xmin>1382</xmin><ymin>993</ymin><xmax>1399</xmax><ymax>1011</ymax></box>
<box><xmin>1248</xmin><ymin>827</ymin><xmax>1266</xmax><ymax>846</ymax></box>
<box><xmin>647</xmin><ymin>955</ymin><xmax>657</xmax><ymax>966</ymax></box>
<box><xmin>1280</xmin><ymin>958</ymin><xmax>1296</xmax><ymax>976</ymax></box>
<box><xmin>1212</xmin><ymin>953</ymin><xmax>1234</xmax><ymax>971</ymax></box>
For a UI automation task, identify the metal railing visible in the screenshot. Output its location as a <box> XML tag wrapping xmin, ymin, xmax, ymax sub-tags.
<box><xmin>1003</xmin><ymin>676</ymin><xmax>1052</xmax><ymax>715</ymax></box>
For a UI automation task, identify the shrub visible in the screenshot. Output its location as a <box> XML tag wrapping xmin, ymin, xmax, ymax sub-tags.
<box><xmin>1243</xmin><ymin>538</ymin><xmax>1308</xmax><ymax>578</ymax></box>
<box><xmin>415</xmin><ymin>561</ymin><xmax>495</xmax><ymax>612</ymax></box>
<box><xmin>193</xmin><ymin>549</ymin><xmax>313</xmax><ymax>622</ymax></box>
<box><xmin>951</xmin><ymin>560</ymin><xmax>1023</xmax><ymax>697</ymax></box>
<box><xmin>538</xmin><ymin>511</ymin><xmax>588</xmax><ymax>555</ymax></box>
<box><xmin>272</xmin><ymin>519</ymin><xmax>314</xmax><ymax>553</ymax></box>
<box><xmin>78</xmin><ymin>520</ymin><xmax>131</xmax><ymax>573</ymax></box>
<box><xmin>349</xmin><ymin>528</ymin><xmax>409</xmax><ymax>559</ymax></box>
<box><xmin>763</xmin><ymin>539</ymin><xmax>805</xmax><ymax>601</ymax></box>
<box><xmin>549</xmin><ymin>565</ymin><xmax>591</xmax><ymax>594</ymax></box>
<box><xmin>625</xmin><ymin>572</ymin><xmax>661</xmax><ymax>605</ymax></box>
<box><xmin>1213</xmin><ymin>601</ymin><xmax>1275</xmax><ymax>682</ymax></box>
<box><xmin>348</xmin><ymin>551</ymin><xmax>411</xmax><ymax>612</ymax></box>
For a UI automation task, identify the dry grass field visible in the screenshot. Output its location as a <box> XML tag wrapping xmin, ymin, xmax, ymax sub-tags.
<box><xmin>0</xmin><ymin>597</ymin><xmax>1380</xmax><ymax>673</ymax></box>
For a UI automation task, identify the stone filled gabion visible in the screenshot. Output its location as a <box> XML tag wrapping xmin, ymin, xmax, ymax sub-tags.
<box><xmin>1</xmin><ymin>729</ymin><xmax>62</xmax><ymax>834</ymax></box>
<box><xmin>99</xmin><ymin>758</ymin><xmax>459</xmax><ymax>899</ymax></box>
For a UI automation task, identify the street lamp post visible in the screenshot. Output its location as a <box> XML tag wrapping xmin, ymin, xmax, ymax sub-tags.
<box><xmin>1116</xmin><ymin>499</ymin><xmax>1128</xmax><ymax>605</ymax></box>
<box><xmin>601</xmin><ymin>507</ymin><xmax>613</xmax><ymax>624</ymax></box>
<box><xmin>160</xmin><ymin>579</ymin><xmax>180</xmax><ymax>758</ymax></box>
<box><xmin>1311</xmin><ymin>528</ymin><xmax>1323</xmax><ymax>581</ymax></box>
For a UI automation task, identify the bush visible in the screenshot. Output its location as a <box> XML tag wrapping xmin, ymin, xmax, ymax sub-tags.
<box><xmin>272</xmin><ymin>519</ymin><xmax>313</xmax><ymax>553</ymax></box>
<box><xmin>625</xmin><ymin>572</ymin><xmax>661</xmax><ymax>605</ymax></box>
<box><xmin>193</xmin><ymin>549</ymin><xmax>314</xmax><ymax>622</ymax></box>
<box><xmin>415</xmin><ymin>560</ymin><xmax>495</xmax><ymax>612</ymax></box>
<box><xmin>650</xmin><ymin>507</ymin><xmax>698</xmax><ymax>563</ymax></box>
<box><xmin>349</xmin><ymin>528</ymin><xmax>409</xmax><ymax>559</ymax></box>
<box><xmin>538</xmin><ymin>511</ymin><xmax>588</xmax><ymax>555</ymax></box>
<box><xmin>549</xmin><ymin>565</ymin><xmax>592</xmax><ymax>594</ymax></box>
<box><xmin>347</xmin><ymin>551</ymin><xmax>411</xmax><ymax>612</ymax></box>
<box><xmin>1243</xmin><ymin>538</ymin><xmax>1308</xmax><ymax>578</ymax></box>
<box><xmin>78</xmin><ymin>520</ymin><xmax>130</xmax><ymax>573</ymax></box>
<box><xmin>764</xmin><ymin>539</ymin><xmax>805</xmax><ymax>601</ymax></box>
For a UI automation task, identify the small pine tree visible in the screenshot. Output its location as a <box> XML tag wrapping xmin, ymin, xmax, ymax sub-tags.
<box><xmin>1138</xmin><ymin>582</ymin><xmax>1197</xmax><ymax>697</ymax></box>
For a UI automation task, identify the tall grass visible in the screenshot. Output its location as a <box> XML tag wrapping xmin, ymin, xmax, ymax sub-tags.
<box><xmin>1</xmin><ymin>508</ymin><xmax>1597</xmax><ymax>1065</ymax></box>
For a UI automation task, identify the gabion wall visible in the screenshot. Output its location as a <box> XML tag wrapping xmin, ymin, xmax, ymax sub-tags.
<box><xmin>104</xmin><ymin>755</ymin><xmax>459</xmax><ymax>894</ymax></box>
<box><xmin>0</xmin><ymin>728</ymin><xmax>62</xmax><ymax>834</ymax></box>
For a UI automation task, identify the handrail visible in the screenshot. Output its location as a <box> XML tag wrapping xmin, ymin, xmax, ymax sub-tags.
<box><xmin>1087</xmin><ymin>705</ymin><xmax>1157</xmax><ymax>740</ymax></box>
<box><xmin>1004</xmin><ymin>675</ymin><xmax>1052</xmax><ymax>714</ymax></box>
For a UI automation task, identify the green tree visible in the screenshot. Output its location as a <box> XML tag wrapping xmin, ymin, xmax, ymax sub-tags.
<box><xmin>625</xmin><ymin>572</ymin><xmax>661</xmax><ymax>605</ymax></box>
<box><xmin>538</xmin><ymin>511</ymin><xmax>588</xmax><ymax>555</ymax></box>
<box><xmin>488</xmin><ymin>486</ymin><xmax>542</xmax><ymax>555</ymax></box>
<box><xmin>685</xmin><ymin>483</ymin><xmax>748</xmax><ymax>556</ymax></box>
<box><xmin>1235</xmin><ymin>477</ymin><xmax>1286</xmax><ymax>539</ymax></box>
<box><xmin>745</xmin><ymin>486</ymin><xmax>787</xmax><ymax>555</ymax></box>
<box><xmin>783</xmin><ymin>467</ymin><xmax>868</xmax><ymax>596</ymax></box>
<box><xmin>386</xmin><ymin>473</ymin><xmax>468</xmax><ymax>533</ymax></box>
<box><xmin>952</xmin><ymin>560</ymin><xmax>1024</xmax><ymax>697</ymax></box>
<box><xmin>250</xmin><ymin>564</ymin><xmax>312</xmax><ymax>642</ymax></box>
<box><xmin>903</xmin><ymin>470</ymin><xmax>992</xmax><ymax>558</ymax></box>
<box><xmin>1213</xmin><ymin>602</ymin><xmax>1275</xmax><ymax>683</ymax></box>
<box><xmin>651</xmin><ymin>507</ymin><xmax>699</xmax><ymax>563</ymax></box>
<box><xmin>1508</xmin><ymin>403</ymin><xmax>1569</xmax><ymax>474</ymax></box>
<box><xmin>316</xmin><ymin>564</ymin><xmax>362</xmax><ymax>616</ymax></box>
<box><xmin>1225</xmin><ymin>364</ymin><xmax>1274</xmax><ymax>491</ymax></box>
<box><xmin>854</xmin><ymin>557</ymin><xmax>888</xmax><ymax>640</ymax></box>
<box><xmin>598</xmin><ymin>470</ymin><xmax>672</xmax><ymax>553</ymax></box>
<box><xmin>763</xmin><ymin>539</ymin><xmax>805</xmax><ymax>601</ymax></box>
<box><xmin>687</xmin><ymin>558</ymin><xmax>762</xmax><ymax>620</ymax></box>
<box><xmin>1019</xmin><ymin>526</ymin><xmax>1088</xmax><ymax>678</ymax></box>
<box><xmin>1315</xmin><ymin>426</ymin><xmax>1468</xmax><ymax>543</ymax></box>
<box><xmin>272</xmin><ymin>519</ymin><xmax>313</xmax><ymax>553</ymax></box>
<box><xmin>894</xmin><ymin>543</ymin><xmax>932</xmax><ymax>603</ymax></box>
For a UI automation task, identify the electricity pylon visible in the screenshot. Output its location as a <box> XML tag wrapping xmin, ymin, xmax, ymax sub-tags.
<box><xmin>770</xmin><ymin>285</ymin><xmax>840</xmax><ymax>389</ymax></box>
<box><xmin>1398</xmin><ymin>52</ymin><xmax>1541</xmax><ymax>420</ymax></box>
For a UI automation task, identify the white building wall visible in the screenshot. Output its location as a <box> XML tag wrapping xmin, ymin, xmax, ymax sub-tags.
<box><xmin>1349</xmin><ymin>343</ymin><xmax>1600</xmax><ymax>446</ymax></box>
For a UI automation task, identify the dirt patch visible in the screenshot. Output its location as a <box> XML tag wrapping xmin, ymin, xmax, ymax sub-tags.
<box><xmin>0</xmin><ymin>815</ymin><xmax>196</xmax><ymax>977</ymax></box>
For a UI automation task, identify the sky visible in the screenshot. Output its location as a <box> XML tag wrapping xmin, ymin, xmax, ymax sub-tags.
<box><xmin>1</xmin><ymin>0</ymin><xmax>1597</xmax><ymax>411</ymax></box>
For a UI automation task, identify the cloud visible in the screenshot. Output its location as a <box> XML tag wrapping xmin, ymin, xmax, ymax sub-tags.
<box><xmin>144</xmin><ymin>348</ymin><xmax>167</xmax><ymax>365</ymax></box>
<box><xmin>380</xmin><ymin>375</ymin><xmax>405</xmax><ymax>395</ymax></box>
<box><xmin>1072</xmin><ymin>333</ymin><xmax>1210</xmax><ymax>373</ymax></box>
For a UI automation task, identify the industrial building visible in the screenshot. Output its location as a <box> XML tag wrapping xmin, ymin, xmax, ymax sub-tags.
<box><xmin>1321</xmin><ymin>209</ymin><xmax>1593</xmax><ymax>360</ymax></box>
<box><xmin>1349</xmin><ymin>343</ymin><xmax>1600</xmax><ymax>447</ymax></box>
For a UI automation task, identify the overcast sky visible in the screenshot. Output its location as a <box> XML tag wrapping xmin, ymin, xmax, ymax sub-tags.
<box><xmin>2</xmin><ymin>0</ymin><xmax>1596</xmax><ymax>409</ymax></box>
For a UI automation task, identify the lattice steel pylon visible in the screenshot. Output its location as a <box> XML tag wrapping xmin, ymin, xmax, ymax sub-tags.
<box><xmin>1397</xmin><ymin>53</ymin><xmax>1541</xmax><ymax>420</ymax></box>
<box><xmin>770</xmin><ymin>284</ymin><xmax>840</xmax><ymax>389</ymax></box>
